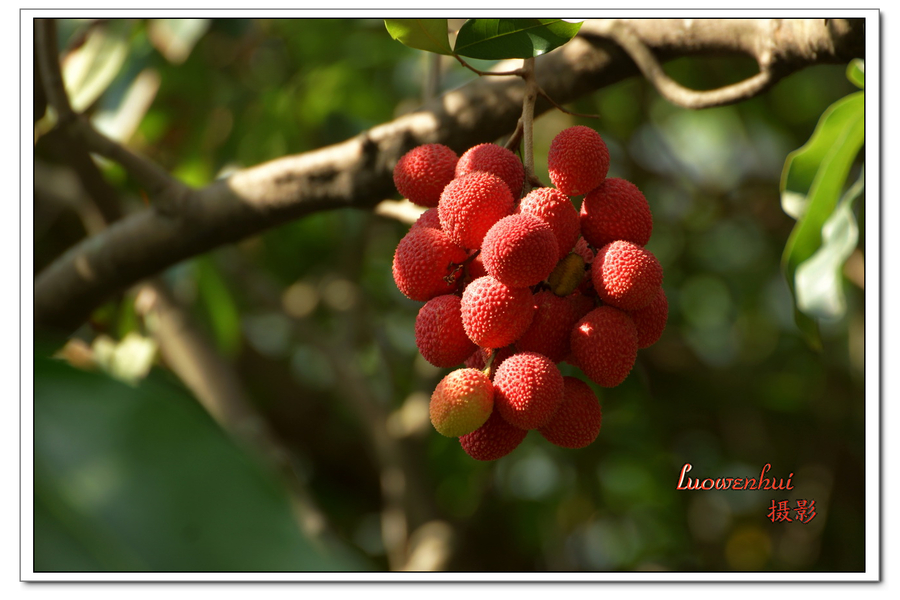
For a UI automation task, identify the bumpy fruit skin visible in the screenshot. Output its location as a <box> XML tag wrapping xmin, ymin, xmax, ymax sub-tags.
<box><xmin>517</xmin><ymin>188</ymin><xmax>580</xmax><ymax>259</ymax></box>
<box><xmin>481</xmin><ymin>214</ymin><xmax>559</xmax><ymax>288</ymax></box>
<box><xmin>461</xmin><ymin>276</ymin><xmax>535</xmax><ymax>349</ymax></box>
<box><xmin>548</xmin><ymin>126</ymin><xmax>610</xmax><ymax>196</ymax></box>
<box><xmin>411</xmin><ymin>207</ymin><xmax>442</xmax><ymax>231</ymax></box>
<box><xmin>393</xmin><ymin>144</ymin><xmax>458</xmax><ymax>207</ymax></box>
<box><xmin>580</xmin><ymin>178</ymin><xmax>653</xmax><ymax>248</ymax></box>
<box><xmin>415</xmin><ymin>295</ymin><xmax>478</xmax><ymax>367</ymax></box>
<box><xmin>570</xmin><ymin>306</ymin><xmax>638</xmax><ymax>388</ymax></box>
<box><xmin>439</xmin><ymin>171</ymin><xmax>514</xmax><ymax>250</ymax></box>
<box><xmin>455</xmin><ymin>143</ymin><xmax>525</xmax><ymax>199</ymax></box>
<box><xmin>459</xmin><ymin>409</ymin><xmax>527</xmax><ymax>461</ymax></box>
<box><xmin>539</xmin><ymin>377</ymin><xmax>602</xmax><ymax>449</ymax></box>
<box><xmin>516</xmin><ymin>291</ymin><xmax>582</xmax><ymax>364</ymax></box>
<box><xmin>464</xmin><ymin>345</ymin><xmax>515</xmax><ymax>376</ymax></box>
<box><xmin>592</xmin><ymin>240</ymin><xmax>663</xmax><ymax>311</ymax></box>
<box><xmin>430</xmin><ymin>368</ymin><xmax>494</xmax><ymax>437</ymax></box>
<box><xmin>573</xmin><ymin>237</ymin><xmax>594</xmax><ymax>265</ymax></box>
<box><xmin>493</xmin><ymin>351</ymin><xmax>565</xmax><ymax>430</ymax></box>
<box><xmin>628</xmin><ymin>287</ymin><xmax>668</xmax><ymax>348</ymax></box>
<box><xmin>392</xmin><ymin>227</ymin><xmax>468</xmax><ymax>301</ymax></box>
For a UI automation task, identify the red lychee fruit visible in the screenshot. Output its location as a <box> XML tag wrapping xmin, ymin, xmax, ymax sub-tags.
<box><xmin>439</xmin><ymin>171</ymin><xmax>514</xmax><ymax>250</ymax></box>
<box><xmin>628</xmin><ymin>287</ymin><xmax>668</xmax><ymax>348</ymax></box>
<box><xmin>459</xmin><ymin>409</ymin><xmax>527</xmax><ymax>461</ymax></box>
<box><xmin>592</xmin><ymin>240</ymin><xmax>663</xmax><ymax>311</ymax></box>
<box><xmin>455</xmin><ymin>143</ymin><xmax>525</xmax><ymax>199</ymax></box>
<box><xmin>460</xmin><ymin>276</ymin><xmax>535</xmax><ymax>349</ymax></box>
<box><xmin>580</xmin><ymin>178</ymin><xmax>653</xmax><ymax>248</ymax></box>
<box><xmin>415</xmin><ymin>295</ymin><xmax>478</xmax><ymax>367</ymax></box>
<box><xmin>517</xmin><ymin>187</ymin><xmax>580</xmax><ymax>260</ymax></box>
<box><xmin>430</xmin><ymin>368</ymin><xmax>494</xmax><ymax>437</ymax></box>
<box><xmin>393</xmin><ymin>144</ymin><xmax>458</xmax><ymax>207</ymax></box>
<box><xmin>410</xmin><ymin>207</ymin><xmax>442</xmax><ymax>231</ymax></box>
<box><xmin>392</xmin><ymin>227</ymin><xmax>468</xmax><ymax>302</ymax></box>
<box><xmin>539</xmin><ymin>377</ymin><xmax>602</xmax><ymax>449</ymax></box>
<box><xmin>573</xmin><ymin>237</ymin><xmax>594</xmax><ymax>265</ymax></box>
<box><xmin>547</xmin><ymin>126</ymin><xmax>610</xmax><ymax>196</ymax></box>
<box><xmin>570</xmin><ymin>306</ymin><xmax>638</xmax><ymax>388</ymax></box>
<box><xmin>464</xmin><ymin>345</ymin><xmax>516</xmax><ymax>377</ymax></box>
<box><xmin>481</xmin><ymin>213</ymin><xmax>559</xmax><ymax>288</ymax></box>
<box><xmin>516</xmin><ymin>290</ymin><xmax>582</xmax><ymax>364</ymax></box>
<box><xmin>493</xmin><ymin>351</ymin><xmax>565</xmax><ymax>430</ymax></box>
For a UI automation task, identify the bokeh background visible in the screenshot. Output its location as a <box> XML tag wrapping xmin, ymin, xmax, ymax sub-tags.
<box><xmin>33</xmin><ymin>18</ymin><xmax>866</xmax><ymax>572</ymax></box>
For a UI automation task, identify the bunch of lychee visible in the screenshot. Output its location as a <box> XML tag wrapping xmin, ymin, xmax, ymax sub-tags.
<box><xmin>391</xmin><ymin>126</ymin><xmax>667</xmax><ymax>461</ymax></box>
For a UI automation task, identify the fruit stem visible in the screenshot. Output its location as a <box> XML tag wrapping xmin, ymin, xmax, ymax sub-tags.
<box><xmin>520</xmin><ymin>57</ymin><xmax>540</xmax><ymax>196</ymax></box>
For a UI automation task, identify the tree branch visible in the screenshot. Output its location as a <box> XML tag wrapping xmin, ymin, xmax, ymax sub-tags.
<box><xmin>34</xmin><ymin>18</ymin><xmax>865</xmax><ymax>332</ymax></box>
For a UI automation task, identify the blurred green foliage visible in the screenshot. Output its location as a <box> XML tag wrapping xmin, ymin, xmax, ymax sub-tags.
<box><xmin>34</xmin><ymin>19</ymin><xmax>866</xmax><ymax>573</ymax></box>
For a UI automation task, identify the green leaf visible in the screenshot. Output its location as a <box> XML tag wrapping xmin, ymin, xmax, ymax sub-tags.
<box><xmin>33</xmin><ymin>352</ymin><xmax>369</xmax><ymax>571</ymax></box>
<box><xmin>794</xmin><ymin>168</ymin><xmax>864</xmax><ymax>319</ymax></box>
<box><xmin>384</xmin><ymin>19</ymin><xmax>452</xmax><ymax>55</ymax></box>
<box><xmin>780</xmin><ymin>91</ymin><xmax>864</xmax><ymax>347</ymax></box>
<box><xmin>780</xmin><ymin>91</ymin><xmax>864</xmax><ymax>220</ymax></box>
<box><xmin>194</xmin><ymin>256</ymin><xmax>242</xmax><ymax>358</ymax></box>
<box><xmin>847</xmin><ymin>59</ymin><xmax>865</xmax><ymax>89</ymax></box>
<box><xmin>454</xmin><ymin>19</ymin><xmax>582</xmax><ymax>60</ymax></box>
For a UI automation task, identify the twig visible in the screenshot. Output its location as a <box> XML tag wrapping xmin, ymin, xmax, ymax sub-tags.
<box><xmin>537</xmin><ymin>86</ymin><xmax>601</xmax><ymax>119</ymax></box>
<box><xmin>519</xmin><ymin>57</ymin><xmax>541</xmax><ymax>194</ymax></box>
<box><xmin>590</xmin><ymin>19</ymin><xmax>777</xmax><ymax>109</ymax></box>
<box><xmin>454</xmin><ymin>54</ymin><xmax>524</xmax><ymax>77</ymax></box>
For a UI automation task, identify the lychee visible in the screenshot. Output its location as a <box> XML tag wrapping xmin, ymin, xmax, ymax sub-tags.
<box><xmin>392</xmin><ymin>227</ymin><xmax>468</xmax><ymax>302</ymax></box>
<box><xmin>547</xmin><ymin>126</ymin><xmax>610</xmax><ymax>196</ymax></box>
<box><xmin>539</xmin><ymin>377</ymin><xmax>602</xmax><ymax>449</ymax></box>
<box><xmin>439</xmin><ymin>171</ymin><xmax>514</xmax><ymax>250</ymax></box>
<box><xmin>516</xmin><ymin>291</ymin><xmax>582</xmax><ymax>364</ymax></box>
<box><xmin>592</xmin><ymin>240</ymin><xmax>663</xmax><ymax>311</ymax></box>
<box><xmin>415</xmin><ymin>295</ymin><xmax>478</xmax><ymax>367</ymax></box>
<box><xmin>393</xmin><ymin>144</ymin><xmax>458</xmax><ymax>207</ymax></box>
<box><xmin>430</xmin><ymin>368</ymin><xmax>494</xmax><ymax>437</ymax></box>
<box><xmin>460</xmin><ymin>276</ymin><xmax>535</xmax><ymax>349</ymax></box>
<box><xmin>570</xmin><ymin>306</ymin><xmax>638</xmax><ymax>388</ymax></box>
<box><xmin>493</xmin><ymin>351</ymin><xmax>565</xmax><ymax>430</ymax></box>
<box><xmin>455</xmin><ymin>143</ymin><xmax>525</xmax><ymax>199</ymax></box>
<box><xmin>459</xmin><ymin>409</ymin><xmax>527</xmax><ymax>461</ymax></box>
<box><xmin>410</xmin><ymin>207</ymin><xmax>442</xmax><ymax>231</ymax></box>
<box><xmin>480</xmin><ymin>213</ymin><xmax>558</xmax><ymax>288</ymax></box>
<box><xmin>517</xmin><ymin>188</ymin><xmax>580</xmax><ymax>259</ymax></box>
<box><xmin>628</xmin><ymin>287</ymin><xmax>668</xmax><ymax>348</ymax></box>
<box><xmin>580</xmin><ymin>178</ymin><xmax>653</xmax><ymax>248</ymax></box>
<box><xmin>464</xmin><ymin>345</ymin><xmax>516</xmax><ymax>377</ymax></box>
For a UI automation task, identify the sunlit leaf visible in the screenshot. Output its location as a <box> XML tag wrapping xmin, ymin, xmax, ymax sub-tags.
<box><xmin>384</xmin><ymin>19</ymin><xmax>453</xmax><ymax>55</ymax></box>
<box><xmin>454</xmin><ymin>19</ymin><xmax>582</xmax><ymax>60</ymax></box>
<box><xmin>62</xmin><ymin>20</ymin><xmax>134</xmax><ymax>112</ymax></box>
<box><xmin>781</xmin><ymin>90</ymin><xmax>864</xmax><ymax>347</ymax></box>
<box><xmin>147</xmin><ymin>19</ymin><xmax>211</xmax><ymax>64</ymax></box>
<box><xmin>847</xmin><ymin>58</ymin><xmax>865</xmax><ymax>89</ymax></box>
<box><xmin>780</xmin><ymin>91</ymin><xmax>864</xmax><ymax>220</ymax></box>
<box><xmin>795</xmin><ymin>169</ymin><xmax>864</xmax><ymax>319</ymax></box>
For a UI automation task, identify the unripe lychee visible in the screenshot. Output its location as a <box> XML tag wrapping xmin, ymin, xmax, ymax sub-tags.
<box><xmin>592</xmin><ymin>240</ymin><xmax>663</xmax><ymax>311</ymax></box>
<box><xmin>430</xmin><ymin>368</ymin><xmax>494</xmax><ymax>437</ymax></box>
<box><xmin>393</xmin><ymin>144</ymin><xmax>458</xmax><ymax>207</ymax></box>
<box><xmin>580</xmin><ymin>178</ymin><xmax>653</xmax><ymax>248</ymax></box>
<box><xmin>415</xmin><ymin>295</ymin><xmax>478</xmax><ymax>367</ymax></box>
<box><xmin>516</xmin><ymin>291</ymin><xmax>582</xmax><ymax>363</ymax></box>
<box><xmin>570</xmin><ymin>306</ymin><xmax>638</xmax><ymax>388</ymax></box>
<box><xmin>547</xmin><ymin>126</ymin><xmax>610</xmax><ymax>196</ymax></box>
<box><xmin>459</xmin><ymin>409</ymin><xmax>527</xmax><ymax>461</ymax></box>
<box><xmin>392</xmin><ymin>227</ymin><xmax>468</xmax><ymax>301</ymax></box>
<box><xmin>628</xmin><ymin>287</ymin><xmax>668</xmax><ymax>348</ymax></box>
<box><xmin>517</xmin><ymin>188</ymin><xmax>580</xmax><ymax>259</ymax></box>
<box><xmin>461</xmin><ymin>276</ymin><xmax>535</xmax><ymax>349</ymax></box>
<box><xmin>539</xmin><ymin>377</ymin><xmax>602</xmax><ymax>449</ymax></box>
<box><xmin>547</xmin><ymin>252</ymin><xmax>585</xmax><ymax>297</ymax></box>
<box><xmin>455</xmin><ymin>143</ymin><xmax>525</xmax><ymax>199</ymax></box>
<box><xmin>439</xmin><ymin>171</ymin><xmax>514</xmax><ymax>250</ymax></box>
<box><xmin>481</xmin><ymin>214</ymin><xmax>558</xmax><ymax>288</ymax></box>
<box><xmin>493</xmin><ymin>351</ymin><xmax>565</xmax><ymax>430</ymax></box>
<box><xmin>410</xmin><ymin>207</ymin><xmax>442</xmax><ymax>231</ymax></box>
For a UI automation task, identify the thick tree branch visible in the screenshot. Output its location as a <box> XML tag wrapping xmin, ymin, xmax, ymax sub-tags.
<box><xmin>34</xmin><ymin>18</ymin><xmax>864</xmax><ymax>332</ymax></box>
